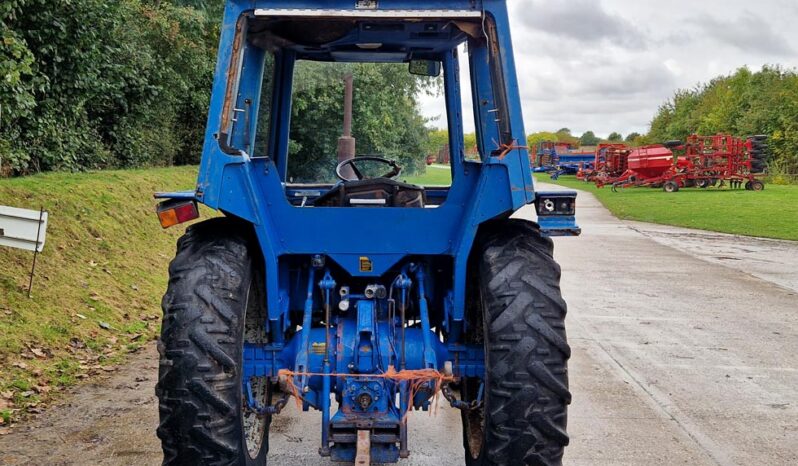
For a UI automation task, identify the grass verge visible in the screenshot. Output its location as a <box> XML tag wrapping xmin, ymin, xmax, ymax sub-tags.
<box><xmin>536</xmin><ymin>175</ymin><xmax>798</xmax><ymax>241</ymax></box>
<box><xmin>0</xmin><ymin>166</ymin><xmax>201</xmax><ymax>424</ymax></box>
<box><xmin>402</xmin><ymin>164</ymin><xmax>452</xmax><ymax>186</ymax></box>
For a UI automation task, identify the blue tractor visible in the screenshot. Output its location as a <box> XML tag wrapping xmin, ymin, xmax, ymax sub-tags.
<box><xmin>154</xmin><ymin>1</ymin><xmax>579</xmax><ymax>465</ymax></box>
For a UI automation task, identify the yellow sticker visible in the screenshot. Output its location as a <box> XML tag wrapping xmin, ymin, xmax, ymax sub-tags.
<box><xmin>311</xmin><ymin>342</ymin><xmax>326</xmax><ymax>354</ymax></box>
<box><xmin>359</xmin><ymin>256</ymin><xmax>373</xmax><ymax>273</ymax></box>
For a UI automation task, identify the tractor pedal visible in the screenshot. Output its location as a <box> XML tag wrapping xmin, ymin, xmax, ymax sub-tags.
<box><xmin>356</xmin><ymin>430</ymin><xmax>370</xmax><ymax>466</ymax></box>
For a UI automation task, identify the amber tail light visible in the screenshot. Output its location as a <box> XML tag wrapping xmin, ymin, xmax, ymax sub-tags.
<box><xmin>156</xmin><ymin>199</ymin><xmax>199</xmax><ymax>229</ymax></box>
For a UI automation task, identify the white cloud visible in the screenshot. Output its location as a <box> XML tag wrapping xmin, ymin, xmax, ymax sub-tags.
<box><xmin>516</xmin><ymin>0</ymin><xmax>647</xmax><ymax>50</ymax></box>
<box><xmin>663</xmin><ymin>59</ymin><xmax>683</xmax><ymax>78</ymax></box>
<box><xmin>687</xmin><ymin>11</ymin><xmax>794</xmax><ymax>56</ymax></box>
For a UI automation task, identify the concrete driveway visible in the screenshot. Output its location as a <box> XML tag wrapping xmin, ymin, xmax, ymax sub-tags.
<box><xmin>532</xmin><ymin>184</ymin><xmax>798</xmax><ymax>465</ymax></box>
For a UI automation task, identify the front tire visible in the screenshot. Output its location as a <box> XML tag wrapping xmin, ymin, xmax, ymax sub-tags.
<box><xmin>462</xmin><ymin>220</ymin><xmax>571</xmax><ymax>466</ymax></box>
<box><xmin>156</xmin><ymin>218</ymin><xmax>270</xmax><ymax>466</ymax></box>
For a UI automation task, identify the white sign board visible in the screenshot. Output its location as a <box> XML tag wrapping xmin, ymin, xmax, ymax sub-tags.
<box><xmin>0</xmin><ymin>205</ymin><xmax>49</xmax><ymax>252</ymax></box>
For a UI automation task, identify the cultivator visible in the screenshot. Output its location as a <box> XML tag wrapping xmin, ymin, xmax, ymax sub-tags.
<box><xmin>587</xmin><ymin>134</ymin><xmax>769</xmax><ymax>192</ymax></box>
<box><xmin>583</xmin><ymin>143</ymin><xmax>630</xmax><ymax>184</ymax></box>
<box><xmin>534</xmin><ymin>141</ymin><xmax>595</xmax><ymax>176</ymax></box>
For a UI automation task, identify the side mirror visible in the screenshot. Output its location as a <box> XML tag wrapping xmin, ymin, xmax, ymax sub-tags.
<box><xmin>409</xmin><ymin>60</ymin><xmax>441</xmax><ymax>77</ymax></box>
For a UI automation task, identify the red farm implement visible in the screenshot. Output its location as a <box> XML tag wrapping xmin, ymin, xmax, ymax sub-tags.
<box><xmin>593</xmin><ymin>134</ymin><xmax>769</xmax><ymax>192</ymax></box>
<box><xmin>584</xmin><ymin>143</ymin><xmax>632</xmax><ymax>183</ymax></box>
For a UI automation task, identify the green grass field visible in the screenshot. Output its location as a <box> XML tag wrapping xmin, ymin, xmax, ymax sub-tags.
<box><xmin>536</xmin><ymin>175</ymin><xmax>798</xmax><ymax>241</ymax></box>
<box><xmin>0</xmin><ymin>167</ymin><xmax>200</xmax><ymax>421</ymax></box>
<box><xmin>402</xmin><ymin>164</ymin><xmax>452</xmax><ymax>186</ymax></box>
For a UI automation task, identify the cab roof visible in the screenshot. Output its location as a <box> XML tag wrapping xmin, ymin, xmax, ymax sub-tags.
<box><xmin>247</xmin><ymin>13</ymin><xmax>481</xmax><ymax>62</ymax></box>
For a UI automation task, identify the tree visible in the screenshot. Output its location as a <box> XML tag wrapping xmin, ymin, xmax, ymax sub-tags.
<box><xmin>629</xmin><ymin>134</ymin><xmax>650</xmax><ymax>147</ymax></box>
<box><xmin>607</xmin><ymin>132</ymin><xmax>623</xmax><ymax>141</ymax></box>
<box><xmin>579</xmin><ymin>131</ymin><xmax>600</xmax><ymax>146</ymax></box>
<box><xmin>624</xmin><ymin>132</ymin><xmax>641</xmax><ymax>142</ymax></box>
<box><xmin>463</xmin><ymin>132</ymin><xmax>477</xmax><ymax>155</ymax></box>
<box><xmin>554</xmin><ymin>128</ymin><xmax>579</xmax><ymax>145</ymax></box>
<box><xmin>527</xmin><ymin>131</ymin><xmax>559</xmax><ymax>148</ymax></box>
<box><xmin>287</xmin><ymin>62</ymin><xmax>436</xmax><ymax>182</ymax></box>
<box><xmin>0</xmin><ymin>0</ymin><xmax>219</xmax><ymax>173</ymax></box>
<box><xmin>426</xmin><ymin>129</ymin><xmax>449</xmax><ymax>154</ymax></box>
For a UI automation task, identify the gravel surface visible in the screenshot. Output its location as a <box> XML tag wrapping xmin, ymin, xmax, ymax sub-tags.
<box><xmin>1</xmin><ymin>186</ymin><xmax>796</xmax><ymax>465</ymax></box>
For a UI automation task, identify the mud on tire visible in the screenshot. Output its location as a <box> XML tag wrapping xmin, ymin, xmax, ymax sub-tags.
<box><xmin>462</xmin><ymin>220</ymin><xmax>571</xmax><ymax>466</ymax></box>
<box><xmin>156</xmin><ymin>218</ymin><xmax>270</xmax><ymax>466</ymax></box>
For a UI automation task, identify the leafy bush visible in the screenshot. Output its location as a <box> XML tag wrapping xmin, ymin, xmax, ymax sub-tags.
<box><xmin>0</xmin><ymin>0</ymin><xmax>217</xmax><ymax>175</ymax></box>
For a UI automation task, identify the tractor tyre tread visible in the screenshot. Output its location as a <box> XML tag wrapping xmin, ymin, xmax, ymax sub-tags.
<box><xmin>156</xmin><ymin>217</ymin><xmax>262</xmax><ymax>466</ymax></box>
<box><xmin>476</xmin><ymin>219</ymin><xmax>570</xmax><ymax>466</ymax></box>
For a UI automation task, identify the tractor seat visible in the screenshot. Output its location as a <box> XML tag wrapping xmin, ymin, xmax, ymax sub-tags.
<box><xmin>313</xmin><ymin>178</ymin><xmax>425</xmax><ymax>208</ymax></box>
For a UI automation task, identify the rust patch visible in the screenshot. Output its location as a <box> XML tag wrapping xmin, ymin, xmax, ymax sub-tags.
<box><xmin>220</xmin><ymin>16</ymin><xmax>248</xmax><ymax>137</ymax></box>
<box><xmin>356</xmin><ymin>430</ymin><xmax>370</xmax><ymax>466</ymax></box>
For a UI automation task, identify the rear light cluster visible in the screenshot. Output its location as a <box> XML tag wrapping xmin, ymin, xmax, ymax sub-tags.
<box><xmin>157</xmin><ymin>199</ymin><xmax>200</xmax><ymax>229</ymax></box>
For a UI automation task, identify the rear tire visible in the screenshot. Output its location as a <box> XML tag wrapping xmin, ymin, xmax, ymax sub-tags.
<box><xmin>750</xmin><ymin>180</ymin><xmax>765</xmax><ymax>191</ymax></box>
<box><xmin>461</xmin><ymin>220</ymin><xmax>571</xmax><ymax>466</ymax></box>
<box><xmin>663</xmin><ymin>181</ymin><xmax>679</xmax><ymax>193</ymax></box>
<box><xmin>156</xmin><ymin>218</ymin><xmax>270</xmax><ymax>466</ymax></box>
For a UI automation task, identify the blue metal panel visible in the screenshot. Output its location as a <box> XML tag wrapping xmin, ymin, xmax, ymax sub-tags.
<box><xmin>538</xmin><ymin>216</ymin><xmax>582</xmax><ymax>237</ymax></box>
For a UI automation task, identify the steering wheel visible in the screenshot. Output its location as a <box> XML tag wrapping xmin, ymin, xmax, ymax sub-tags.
<box><xmin>336</xmin><ymin>156</ymin><xmax>402</xmax><ymax>181</ymax></box>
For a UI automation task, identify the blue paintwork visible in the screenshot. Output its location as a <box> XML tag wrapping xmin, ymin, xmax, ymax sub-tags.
<box><xmin>158</xmin><ymin>0</ymin><xmax>577</xmax><ymax>462</ymax></box>
<box><xmin>537</xmin><ymin>216</ymin><xmax>581</xmax><ymax>236</ymax></box>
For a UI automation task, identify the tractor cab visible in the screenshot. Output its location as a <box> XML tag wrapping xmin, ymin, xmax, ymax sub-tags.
<box><xmin>226</xmin><ymin>10</ymin><xmax>482</xmax><ymax>209</ymax></box>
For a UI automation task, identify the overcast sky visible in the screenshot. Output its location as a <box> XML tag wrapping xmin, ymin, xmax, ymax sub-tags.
<box><xmin>419</xmin><ymin>0</ymin><xmax>798</xmax><ymax>138</ymax></box>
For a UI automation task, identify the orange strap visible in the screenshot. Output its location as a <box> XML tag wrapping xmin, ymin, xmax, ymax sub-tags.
<box><xmin>277</xmin><ymin>366</ymin><xmax>455</xmax><ymax>421</ymax></box>
<box><xmin>495</xmin><ymin>139</ymin><xmax>529</xmax><ymax>160</ymax></box>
